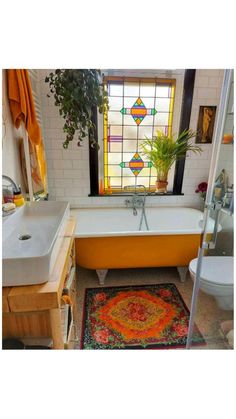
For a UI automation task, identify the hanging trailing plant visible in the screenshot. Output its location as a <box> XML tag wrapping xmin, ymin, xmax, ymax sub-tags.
<box><xmin>45</xmin><ymin>69</ymin><xmax>108</xmax><ymax>149</ymax></box>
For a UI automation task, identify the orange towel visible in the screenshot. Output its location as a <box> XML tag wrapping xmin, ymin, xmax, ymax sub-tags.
<box><xmin>7</xmin><ymin>69</ymin><xmax>41</xmax><ymax>145</ymax></box>
<box><xmin>7</xmin><ymin>69</ymin><xmax>47</xmax><ymax>195</ymax></box>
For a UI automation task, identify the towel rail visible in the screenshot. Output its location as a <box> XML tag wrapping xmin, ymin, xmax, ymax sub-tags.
<box><xmin>23</xmin><ymin>131</ymin><xmax>34</xmax><ymax>202</ymax></box>
<box><xmin>27</xmin><ymin>69</ymin><xmax>47</xmax><ymax>201</ymax></box>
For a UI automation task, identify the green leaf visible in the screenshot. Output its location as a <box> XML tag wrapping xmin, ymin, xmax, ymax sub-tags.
<box><xmin>140</xmin><ymin>129</ymin><xmax>201</xmax><ymax>180</ymax></box>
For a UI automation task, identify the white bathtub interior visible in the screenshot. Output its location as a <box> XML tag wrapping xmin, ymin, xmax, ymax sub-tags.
<box><xmin>72</xmin><ymin>207</ymin><xmax>216</xmax><ymax>237</ymax></box>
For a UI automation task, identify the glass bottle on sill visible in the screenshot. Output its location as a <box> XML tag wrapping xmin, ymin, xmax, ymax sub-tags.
<box><xmin>99</xmin><ymin>179</ymin><xmax>104</xmax><ymax>195</ymax></box>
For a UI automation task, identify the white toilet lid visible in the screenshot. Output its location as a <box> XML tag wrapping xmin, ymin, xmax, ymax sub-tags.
<box><xmin>189</xmin><ymin>257</ymin><xmax>234</xmax><ymax>286</ymax></box>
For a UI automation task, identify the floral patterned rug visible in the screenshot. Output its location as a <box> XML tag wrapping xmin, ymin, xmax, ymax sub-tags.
<box><xmin>81</xmin><ymin>283</ymin><xmax>205</xmax><ymax>349</ymax></box>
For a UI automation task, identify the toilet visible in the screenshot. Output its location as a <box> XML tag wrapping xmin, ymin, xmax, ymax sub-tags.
<box><xmin>189</xmin><ymin>256</ymin><xmax>234</xmax><ymax>310</ymax></box>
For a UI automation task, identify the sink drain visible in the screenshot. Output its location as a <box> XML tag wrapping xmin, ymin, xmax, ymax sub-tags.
<box><xmin>19</xmin><ymin>234</ymin><xmax>32</xmax><ymax>241</ymax></box>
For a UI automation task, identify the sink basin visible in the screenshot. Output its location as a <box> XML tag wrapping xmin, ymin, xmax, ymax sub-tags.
<box><xmin>2</xmin><ymin>201</ymin><xmax>70</xmax><ymax>287</ymax></box>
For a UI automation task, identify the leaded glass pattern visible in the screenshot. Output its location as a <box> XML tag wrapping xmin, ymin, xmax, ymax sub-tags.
<box><xmin>103</xmin><ymin>78</ymin><xmax>175</xmax><ymax>193</ymax></box>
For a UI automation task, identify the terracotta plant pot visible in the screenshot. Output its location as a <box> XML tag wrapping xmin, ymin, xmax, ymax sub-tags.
<box><xmin>156</xmin><ymin>180</ymin><xmax>168</xmax><ymax>193</ymax></box>
<box><xmin>222</xmin><ymin>134</ymin><xmax>233</xmax><ymax>144</ymax></box>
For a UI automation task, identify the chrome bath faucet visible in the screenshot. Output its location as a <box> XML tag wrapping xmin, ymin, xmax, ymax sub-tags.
<box><xmin>124</xmin><ymin>185</ymin><xmax>149</xmax><ymax>230</ymax></box>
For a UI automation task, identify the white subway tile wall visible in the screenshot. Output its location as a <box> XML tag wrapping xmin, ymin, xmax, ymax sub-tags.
<box><xmin>39</xmin><ymin>69</ymin><xmax>224</xmax><ymax>209</ymax></box>
<box><xmin>182</xmin><ymin>69</ymin><xmax>224</xmax><ymax>208</ymax></box>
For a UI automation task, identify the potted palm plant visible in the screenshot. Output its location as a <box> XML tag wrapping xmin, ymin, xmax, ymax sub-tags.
<box><xmin>141</xmin><ymin>129</ymin><xmax>202</xmax><ymax>193</ymax></box>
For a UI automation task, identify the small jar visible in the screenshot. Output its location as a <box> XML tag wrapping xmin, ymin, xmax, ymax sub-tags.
<box><xmin>13</xmin><ymin>190</ymin><xmax>25</xmax><ymax>207</ymax></box>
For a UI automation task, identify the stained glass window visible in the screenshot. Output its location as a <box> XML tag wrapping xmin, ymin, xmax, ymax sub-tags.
<box><xmin>103</xmin><ymin>77</ymin><xmax>175</xmax><ymax>193</ymax></box>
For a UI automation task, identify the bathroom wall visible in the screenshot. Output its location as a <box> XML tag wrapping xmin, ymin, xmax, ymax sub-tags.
<box><xmin>38</xmin><ymin>69</ymin><xmax>224</xmax><ymax>209</ymax></box>
<box><xmin>210</xmin><ymin>75</ymin><xmax>234</xmax><ymax>257</ymax></box>
<box><xmin>183</xmin><ymin>69</ymin><xmax>224</xmax><ymax>208</ymax></box>
<box><xmin>212</xmin><ymin>141</ymin><xmax>234</xmax><ymax>256</ymax></box>
<box><xmin>2</xmin><ymin>70</ymin><xmax>26</xmax><ymax>191</ymax></box>
<box><xmin>216</xmin><ymin>77</ymin><xmax>234</xmax><ymax>186</ymax></box>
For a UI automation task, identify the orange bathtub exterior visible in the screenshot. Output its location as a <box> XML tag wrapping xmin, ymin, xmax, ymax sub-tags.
<box><xmin>75</xmin><ymin>234</ymin><xmax>201</xmax><ymax>270</ymax></box>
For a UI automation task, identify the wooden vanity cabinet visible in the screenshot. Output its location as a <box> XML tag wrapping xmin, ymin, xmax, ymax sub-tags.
<box><xmin>2</xmin><ymin>218</ymin><xmax>79</xmax><ymax>349</ymax></box>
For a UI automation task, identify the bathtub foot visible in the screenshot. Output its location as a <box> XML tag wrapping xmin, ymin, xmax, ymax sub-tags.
<box><xmin>96</xmin><ymin>269</ymin><xmax>108</xmax><ymax>286</ymax></box>
<box><xmin>177</xmin><ymin>266</ymin><xmax>188</xmax><ymax>283</ymax></box>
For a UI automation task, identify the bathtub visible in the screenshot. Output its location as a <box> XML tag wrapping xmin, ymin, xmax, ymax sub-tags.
<box><xmin>73</xmin><ymin>207</ymin><xmax>214</xmax><ymax>285</ymax></box>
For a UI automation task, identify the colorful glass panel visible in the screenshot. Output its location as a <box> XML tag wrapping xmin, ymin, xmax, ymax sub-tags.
<box><xmin>103</xmin><ymin>78</ymin><xmax>175</xmax><ymax>192</ymax></box>
<box><xmin>120</xmin><ymin>97</ymin><xmax>157</xmax><ymax>126</ymax></box>
<box><xmin>119</xmin><ymin>153</ymin><xmax>153</xmax><ymax>177</ymax></box>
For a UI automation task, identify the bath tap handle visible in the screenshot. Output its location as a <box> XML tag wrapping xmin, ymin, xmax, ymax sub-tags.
<box><xmin>124</xmin><ymin>199</ymin><xmax>131</xmax><ymax>207</ymax></box>
<box><xmin>136</xmin><ymin>197</ymin><xmax>144</xmax><ymax>205</ymax></box>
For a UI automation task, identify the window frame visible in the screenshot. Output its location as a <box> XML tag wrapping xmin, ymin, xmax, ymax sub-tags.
<box><xmin>103</xmin><ymin>76</ymin><xmax>176</xmax><ymax>194</ymax></box>
<box><xmin>88</xmin><ymin>70</ymin><xmax>196</xmax><ymax>197</ymax></box>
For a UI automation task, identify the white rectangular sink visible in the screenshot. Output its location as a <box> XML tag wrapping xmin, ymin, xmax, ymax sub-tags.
<box><xmin>2</xmin><ymin>201</ymin><xmax>70</xmax><ymax>287</ymax></box>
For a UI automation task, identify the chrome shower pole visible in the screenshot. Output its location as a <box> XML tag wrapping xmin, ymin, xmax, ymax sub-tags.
<box><xmin>186</xmin><ymin>69</ymin><xmax>232</xmax><ymax>349</ymax></box>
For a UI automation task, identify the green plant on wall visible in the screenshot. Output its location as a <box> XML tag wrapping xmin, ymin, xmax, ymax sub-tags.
<box><xmin>45</xmin><ymin>69</ymin><xmax>108</xmax><ymax>149</ymax></box>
